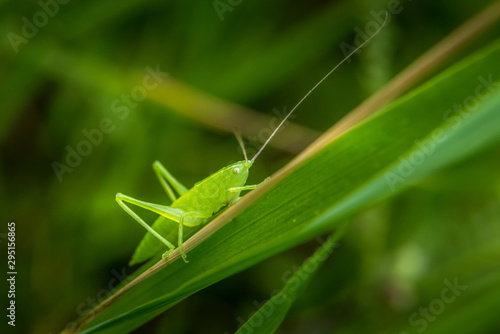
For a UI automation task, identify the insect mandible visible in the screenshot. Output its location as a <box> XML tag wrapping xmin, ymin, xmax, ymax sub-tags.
<box><xmin>116</xmin><ymin>15</ymin><xmax>387</xmax><ymax>263</ymax></box>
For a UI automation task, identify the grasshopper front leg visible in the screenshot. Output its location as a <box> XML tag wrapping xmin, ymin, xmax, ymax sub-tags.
<box><xmin>227</xmin><ymin>185</ymin><xmax>258</xmax><ymax>192</ymax></box>
<box><xmin>228</xmin><ymin>177</ymin><xmax>270</xmax><ymax>193</ymax></box>
<box><xmin>227</xmin><ymin>178</ymin><xmax>270</xmax><ymax>204</ymax></box>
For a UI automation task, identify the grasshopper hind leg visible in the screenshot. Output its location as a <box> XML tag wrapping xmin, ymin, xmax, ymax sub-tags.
<box><xmin>116</xmin><ymin>193</ymin><xmax>212</xmax><ymax>263</ymax></box>
<box><xmin>116</xmin><ymin>193</ymin><xmax>182</xmax><ymax>253</ymax></box>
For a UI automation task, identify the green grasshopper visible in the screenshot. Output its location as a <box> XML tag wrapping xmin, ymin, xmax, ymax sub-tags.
<box><xmin>116</xmin><ymin>126</ymin><xmax>283</xmax><ymax>263</ymax></box>
<box><xmin>116</xmin><ymin>15</ymin><xmax>387</xmax><ymax>263</ymax></box>
<box><xmin>116</xmin><ymin>138</ymin><xmax>259</xmax><ymax>263</ymax></box>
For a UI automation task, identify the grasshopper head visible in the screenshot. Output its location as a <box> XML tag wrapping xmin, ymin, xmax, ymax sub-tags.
<box><xmin>230</xmin><ymin>159</ymin><xmax>253</xmax><ymax>175</ymax></box>
<box><xmin>225</xmin><ymin>160</ymin><xmax>253</xmax><ymax>187</ymax></box>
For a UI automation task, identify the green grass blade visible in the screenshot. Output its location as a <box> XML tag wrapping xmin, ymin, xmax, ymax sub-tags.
<box><xmin>235</xmin><ymin>225</ymin><xmax>347</xmax><ymax>334</ymax></box>
<box><xmin>70</xmin><ymin>39</ymin><xmax>500</xmax><ymax>334</ymax></box>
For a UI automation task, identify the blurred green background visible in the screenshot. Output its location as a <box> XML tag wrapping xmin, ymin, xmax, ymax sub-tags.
<box><xmin>1</xmin><ymin>0</ymin><xmax>500</xmax><ymax>333</ymax></box>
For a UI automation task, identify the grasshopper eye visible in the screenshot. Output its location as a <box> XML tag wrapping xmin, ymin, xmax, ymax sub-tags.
<box><xmin>233</xmin><ymin>167</ymin><xmax>240</xmax><ymax>174</ymax></box>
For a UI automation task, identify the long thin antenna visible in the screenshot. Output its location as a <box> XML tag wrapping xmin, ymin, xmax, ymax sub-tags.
<box><xmin>234</xmin><ymin>131</ymin><xmax>249</xmax><ymax>164</ymax></box>
<box><xmin>251</xmin><ymin>12</ymin><xmax>389</xmax><ymax>163</ymax></box>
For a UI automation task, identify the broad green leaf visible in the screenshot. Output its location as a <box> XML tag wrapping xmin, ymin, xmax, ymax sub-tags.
<box><xmin>236</xmin><ymin>225</ymin><xmax>347</xmax><ymax>334</ymax></box>
<box><xmin>72</xmin><ymin>39</ymin><xmax>500</xmax><ymax>334</ymax></box>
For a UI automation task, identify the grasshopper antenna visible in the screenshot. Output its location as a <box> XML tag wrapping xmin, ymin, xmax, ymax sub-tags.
<box><xmin>251</xmin><ymin>11</ymin><xmax>389</xmax><ymax>163</ymax></box>
<box><xmin>234</xmin><ymin>131</ymin><xmax>249</xmax><ymax>165</ymax></box>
